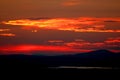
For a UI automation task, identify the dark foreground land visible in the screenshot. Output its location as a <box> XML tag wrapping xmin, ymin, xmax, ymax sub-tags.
<box><xmin>0</xmin><ymin>50</ymin><xmax>120</xmax><ymax>78</ymax></box>
<box><xmin>0</xmin><ymin>50</ymin><xmax>120</xmax><ymax>68</ymax></box>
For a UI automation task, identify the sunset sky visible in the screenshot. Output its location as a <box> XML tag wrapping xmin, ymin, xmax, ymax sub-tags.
<box><xmin>0</xmin><ymin>0</ymin><xmax>120</xmax><ymax>55</ymax></box>
<box><xmin>0</xmin><ymin>0</ymin><xmax>120</xmax><ymax>19</ymax></box>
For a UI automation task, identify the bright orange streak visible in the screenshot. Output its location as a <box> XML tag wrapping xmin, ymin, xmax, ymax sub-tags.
<box><xmin>0</xmin><ymin>45</ymin><xmax>75</xmax><ymax>52</ymax></box>
<box><xmin>0</xmin><ymin>33</ymin><xmax>15</xmax><ymax>37</ymax></box>
<box><xmin>0</xmin><ymin>45</ymin><xmax>90</xmax><ymax>54</ymax></box>
<box><xmin>2</xmin><ymin>17</ymin><xmax>120</xmax><ymax>32</ymax></box>
<box><xmin>0</xmin><ymin>44</ymin><xmax>119</xmax><ymax>54</ymax></box>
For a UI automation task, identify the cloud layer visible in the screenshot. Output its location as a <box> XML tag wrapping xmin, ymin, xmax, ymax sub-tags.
<box><xmin>0</xmin><ymin>37</ymin><xmax>119</xmax><ymax>54</ymax></box>
<box><xmin>47</xmin><ymin>37</ymin><xmax>120</xmax><ymax>51</ymax></box>
<box><xmin>3</xmin><ymin>17</ymin><xmax>120</xmax><ymax>32</ymax></box>
<box><xmin>0</xmin><ymin>17</ymin><xmax>120</xmax><ymax>54</ymax></box>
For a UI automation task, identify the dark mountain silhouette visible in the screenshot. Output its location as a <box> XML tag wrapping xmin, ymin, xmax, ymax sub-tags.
<box><xmin>0</xmin><ymin>50</ymin><xmax>120</xmax><ymax>68</ymax></box>
<box><xmin>74</xmin><ymin>50</ymin><xmax>116</xmax><ymax>59</ymax></box>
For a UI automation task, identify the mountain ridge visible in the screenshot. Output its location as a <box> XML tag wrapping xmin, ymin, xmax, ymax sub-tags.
<box><xmin>0</xmin><ymin>50</ymin><xmax>120</xmax><ymax>67</ymax></box>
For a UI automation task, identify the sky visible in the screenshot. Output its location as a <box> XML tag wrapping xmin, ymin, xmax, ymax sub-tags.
<box><xmin>0</xmin><ymin>0</ymin><xmax>120</xmax><ymax>55</ymax></box>
<box><xmin>0</xmin><ymin>0</ymin><xmax>120</xmax><ymax>19</ymax></box>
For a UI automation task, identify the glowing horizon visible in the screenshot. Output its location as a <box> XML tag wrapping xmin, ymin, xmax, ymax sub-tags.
<box><xmin>0</xmin><ymin>37</ymin><xmax>120</xmax><ymax>54</ymax></box>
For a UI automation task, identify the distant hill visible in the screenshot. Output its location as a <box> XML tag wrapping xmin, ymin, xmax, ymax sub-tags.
<box><xmin>73</xmin><ymin>50</ymin><xmax>118</xmax><ymax>59</ymax></box>
<box><xmin>0</xmin><ymin>50</ymin><xmax>120</xmax><ymax>68</ymax></box>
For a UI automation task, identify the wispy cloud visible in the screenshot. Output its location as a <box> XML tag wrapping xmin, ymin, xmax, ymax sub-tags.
<box><xmin>48</xmin><ymin>40</ymin><xmax>64</xmax><ymax>43</ymax></box>
<box><xmin>0</xmin><ymin>33</ymin><xmax>15</xmax><ymax>37</ymax></box>
<box><xmin>0</xmin><ymin>29</ymin><xmax>10</xmax><ymax>32</ymax></box>
<box><xmin>2</xmin><ymin>17</ymin><xmax>120</xmax><ymax>33</ymax></box>
<box><xmin>105</xmin><ymin>37</ymin><xmax>120</xmax><ymax>43</ymax></box>
<box><xmin>47</xmin><ymin>37</ymin><xmax>120</xmax><ymax>52</ymax></box>
<box><xmin>61</xmin><ymin>0</ymin><xmax>80</xmax><ymax>7</ymax></box>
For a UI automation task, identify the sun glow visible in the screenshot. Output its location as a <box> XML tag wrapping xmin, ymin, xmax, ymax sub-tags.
<box><xmin>0</xmin><ymin>45</ymin><xmax>90</xmax><ymax>54</ymax></box>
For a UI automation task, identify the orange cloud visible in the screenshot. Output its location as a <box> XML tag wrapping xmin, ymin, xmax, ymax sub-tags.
<box><xmin>48</xmin><ymin>40</ymin><xmax>64</xmax><ymax>43</ymax></box>
<box><xmin>2</xmin><ymin>17</ymin><xmax>120</xmax><ymax>32</ymax></box>
<box><xmin>64</xmin><ymin>38</ymin><xmax>120</xmax><ymax>49</ymax></box>
<box><xmin>46</xmin><ymin>38</ymin><xmax>120</xmax><ymax>52</ymax></box>
<box><xmin>105</xmin><ymin>37</ymin><xmax>120</xmax><ymax>43</ymax></box>
<box><xmin>61</xmin><ymin>0</ymin><xmax>80</xmax><ymax>6</ymax></box>
<box><xmin>0</xmin><ymin>29</ymin><xmax>10</xmax><ymax>32</ymax></box>
<box><xmin>0</xmin><ymin>33</ymin><xmax>15</xmax><ymax>37</ymax></box>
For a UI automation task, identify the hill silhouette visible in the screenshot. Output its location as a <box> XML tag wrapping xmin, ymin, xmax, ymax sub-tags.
<box><xmin>0</xmin><ymin>50</ymin><xmax>120</xmax><ymax>68</ymax></box>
